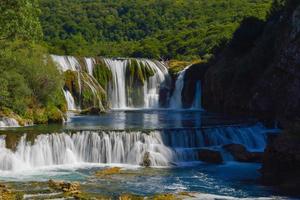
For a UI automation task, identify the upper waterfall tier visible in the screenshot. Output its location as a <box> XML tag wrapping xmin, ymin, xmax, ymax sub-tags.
<box><xmin>51</xmin><ymin>55</ymin><xmax>171</xmax><ymax>110</ymax></box>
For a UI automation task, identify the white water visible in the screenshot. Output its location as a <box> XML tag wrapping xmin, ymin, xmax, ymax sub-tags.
<box><xmin>104</xmin><ymin>59</ymin><xmax>128</xmax><ymax>108</ymax></box>
<box><xmin>0</xmin><ymin>123</ymin><xmax>269</xmax><ymax>171</ymax></box>
<box><xmin>51</xmin><ymin>55</ymin><xmax>81</xmax><ymax>72</ymax></box>
<box><xmin>0</xmin><ymin>117</ymin><xmax>20</xmax><ymax>128</ymax></box>
<box><xmin>62</xmin><ymin>90</ymin><xmax>76</xmax><ymax>111</ymax></box>
<box><xmin>170</xmin><ymin>67</ymin><xmax>189</xmax><ymax>109</ymax></box>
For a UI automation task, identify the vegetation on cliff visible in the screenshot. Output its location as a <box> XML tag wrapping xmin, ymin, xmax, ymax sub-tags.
<box><xmin>202</xmin><ymin>0</ymin><xmax>300</xmax><ymax>124</ymax></box>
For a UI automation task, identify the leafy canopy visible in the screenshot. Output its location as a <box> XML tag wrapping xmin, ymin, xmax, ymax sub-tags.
<box><xmin>0</xmin><ymin>0</ymin><xmax>43</xmax><ymax>41</ymax></box>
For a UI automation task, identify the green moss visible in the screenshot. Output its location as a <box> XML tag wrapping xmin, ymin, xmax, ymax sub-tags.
<box><xmin>33</xmin><ymin>108</ymin><xmax>48</xmax><ymax>124</ymax></box>
<box><xmin>126</xmin><ymin>59</ymin><xmax>155</xmax><ymax>85</ymax></box>
<box><xmin>168</xmin><ymin>59</ymin><xmax>202</xmax><ymax>78</ymax></box>
<box><xmin>63</xmin><ymin>70</ymin><xmax>81</xmax><ymax>104</ymax></box>
<box><xmin>93</xmin><ymin>61</ymin><xmax>112</xmax><ymax>90</ymax></box>
<box><xmin>46</xmin><ymin>105</ymin><xmax>63</xmax><ymax>123</ymax></box>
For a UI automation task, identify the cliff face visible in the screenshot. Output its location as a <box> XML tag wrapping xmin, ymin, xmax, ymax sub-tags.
<box><xmin>203</xmin><ymin>3</ymin><xmax>300</xmax><ymax>126</ymax></box>
<box><xmin>202</xmin><ymin>1</ymin><xmax>300</xmax><ymax>194</ymax></box>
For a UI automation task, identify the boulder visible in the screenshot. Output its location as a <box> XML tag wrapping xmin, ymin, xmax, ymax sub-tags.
<box><xmin>198</xmin><ymin>149</ymin><xmax>223</xmax><ymax>164</ymax></box>
<box><xmin>223</xmin><ymin>144</ymin><xmax>263</xmax><ymax>163</ymax></box>
<box><xmin>80</xmin><ymin>107</ymin><xmax>104</xmax><ymax>115</ymax></box>
<box><xmin>261</xmin><ymin>134</ymin><xmax>300</xmax><ymax>195</ymax></box>
<box><xmin>140</xmin><ymin>152</ymin><xmax>151</xmax><ymax>167</ymax></box>
<box><xmin>48</xmin><ymin>179</ymin><xmax>80</xmax><ymax>194</ymax></box>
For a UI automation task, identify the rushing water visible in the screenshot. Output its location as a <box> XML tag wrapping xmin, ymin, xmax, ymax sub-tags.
<box><xmin>0</xmin><ymin>117</ymin><xmax>20</xmax><ymax>128</ymax></box>
<box><xmin>62</xmin><ymin>90</ymin><xmax>77</xmax><ymax>111</ymax></box>
<box><xmin>170</xmin><ymin>67</ymin><xmax>189</xmax><ymax>108</ymax></box>
<box><xmin>0</xmin><ymin>110</ymin><xmax>288</xmax><ymax>199</ymax></box>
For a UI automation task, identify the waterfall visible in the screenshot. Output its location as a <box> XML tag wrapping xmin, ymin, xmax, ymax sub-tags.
<box><xmin>85</xmin><ymin>57</ymin><xmax>95</xmax><ymax>76</ymax></box>
<box><xmin>192</xmin><ymin>81</ymin><xmax>202</xmax><ymax>110</ymax></box>
<box><xmin>103</xmin><ymin>59</ymin><xmax>128</xmax><ymax>108</ymax></box>
<box><xmin>104</xmin><ymin>58</ymin><xmax>169</xmax><ymax>109</ymax></box>
<box><xmin>170</xmin><ymin>67</ymin><xmax>189</xmax><ymax>109</ymax></box>
<box><xmin>51</xmin><ymin>55</ymin><xmax>81</xmax><ymax>72</ymax></box>
<box><xmin>62</xmin><ymin>90</ymin><xmax>77</xmax><ymax>111</ymax></box>
<box><xmin>0</xmin><ymin>123</ymin><xmax>269</xmax><ymax>171</ymax></box>
<box><xmin>0</xmin><ymin>117</ymin><xmax>20</xmax><ymax>128</ymax></box>
<box><xmin>52</xmin><ymin>55</ymin><xmax>170</xmax><ymax>110</ymax></box>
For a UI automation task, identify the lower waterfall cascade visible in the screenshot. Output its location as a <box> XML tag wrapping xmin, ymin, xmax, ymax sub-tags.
<box><xmin>0</xmin><ymin>123</ymin><xmax>270</xmax><ymax>171</ymax></box>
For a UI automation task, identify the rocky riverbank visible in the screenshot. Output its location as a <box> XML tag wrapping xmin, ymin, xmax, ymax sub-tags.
<box><xmin>261</xmin><ymin>132</ymin><xmax>300</xmax><ymax>195</ymax></box>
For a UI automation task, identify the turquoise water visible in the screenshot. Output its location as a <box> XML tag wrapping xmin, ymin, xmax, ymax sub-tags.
<box><xmin>0</xmin><ymin>110</ymin><xmax>291</xmax><ymax>199</ymax></box>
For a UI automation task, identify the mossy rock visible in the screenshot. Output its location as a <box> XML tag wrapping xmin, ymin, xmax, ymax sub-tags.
<box><xmin>95</xmin><ymin>167</ymin><xmax>122</xmax><ymax>177</ymax></box>
<box><xmin>46</xmin><ymin>106</ymin><xmax>64</xmax><ymax>123</ymax></box>
<box><xmin>33</xmin><ymin>108</ymin><xmax>48</xmax><ymax>124</ymax></box>
<box><xmin>63</xmin><ymin>70</ymin><xmax>81</xmax><ymax>104</ymax></box>
<box><xmin>80</xmin><ymin>107</ymin><xmax>105</xmax><ymax>115</ymax></box>
<box><xmin>93</xmin><ymin>60</ymin><xmax>112</xmax><ymax>90</ymax></box>
<box><xmin>0</xmin><ymin>184</ymin><xmax>24</xmax><ymax>200</ymax></box>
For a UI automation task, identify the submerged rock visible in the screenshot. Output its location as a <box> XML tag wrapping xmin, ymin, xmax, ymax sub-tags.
<box><xmin>223</xmin><ymin>144</ymin><xmax>263</xmax><ymax>163</ymax></box>
<box><xmin>198</xmin><ymin>149</ymin><xmax>223</xmax><ymax>164</ymax></box>
<box><xmin>140</xmin><ymin>151</ymin><xmax>151</xmax><ymax>167</ymax></box>
<box><xmin>95</xmin><ymin>167</ymin><xmax>122</xmax><ymax>178</ymax></box>
<box><xmin>80</xmin><ymin>107</ymin><xmax>105</xmax><ymax>115</ymax></box>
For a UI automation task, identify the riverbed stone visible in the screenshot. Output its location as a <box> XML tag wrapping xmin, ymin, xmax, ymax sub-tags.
<box><xmin>140</xmin><ymin>151</ymin><xmax>151</xmax><ymax>167</ymax></box>
<box><xmin>198</xmin><ymin>149</ymin><xmax>223</xmax><ymax>164</ymax></box>
<box><xmin>48</xmin><ymin>179</ymin><xmax>80</xmax><ymax>194</ymax></box>
<box><xmin>223</xmin><ymin>144</ymin><xmax>263</xmax><ymax>163</ymax></box>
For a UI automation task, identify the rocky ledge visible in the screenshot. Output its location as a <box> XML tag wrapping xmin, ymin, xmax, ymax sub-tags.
<box><xmin>261</xmin><ymin>134</ymin><xmax>300</xmax><ymax>195</ymax></box>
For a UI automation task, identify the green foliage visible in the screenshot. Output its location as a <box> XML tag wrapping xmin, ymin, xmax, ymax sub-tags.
<box><xmin>0</xmin><ymin>40</ymin><xmax>65</xmax><ymax>123</ymax></box>
<box><xmin>40</xmin><ymin>0</ymin><xmax>272</xmax><ymax>60</ymax></box>
<box><xmin>0</xmin><ymin>0</ymin><xmax>43</xmax><ymax>41</ymax></box>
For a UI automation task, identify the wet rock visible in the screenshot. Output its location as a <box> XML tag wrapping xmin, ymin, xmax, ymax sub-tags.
<box><xmin>140</xmin><ymin>152</ymin><xmax>151</xmax><ymax>167</ymax></box>
<box><xmin>223</xmin><ymin>144</ymin><xmax>263</xmax><ymax>163</ymax></box>
<box><xmin>198</xmin><ymin>149</ymin><xmax>223</xmax><ymax>164</ymax></box>
<box><xmin>80</xmin><ymin>107</ymin><xmax>105</xmax><ymax>115</ymax></box>
<box><xmin>48</xmin><ymin>179</ymin><xmax>80</xmax><ymax>195</ymax></box>
<box><xmin>0</xmin><ymin>184</ymin><xmax>23</xmax><ymax>200</ymax></box>
<box><xmin>261</xmin><ymin>134</ymin><xmax>300</xmax><ymax>195</ymax></box>
<box><xmin>95</xmin><ymin>167</ymin><xmax>122</xmax><ymax>177</ymax></box>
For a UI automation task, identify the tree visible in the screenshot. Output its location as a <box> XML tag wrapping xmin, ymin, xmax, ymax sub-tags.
<box><xmin>0</xmin><ymin>0</ymin><xmax>43</xmax><ymax>41</ymax></box>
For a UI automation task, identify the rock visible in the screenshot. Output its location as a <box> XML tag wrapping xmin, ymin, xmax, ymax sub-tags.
<box><xmin>261</xmin><ymin>134</ymin><xmax>300</xmax><ymax>195</ymax></box>
<box><xmin>48</xmin><ymin>179</ymin><xmax>80</xmax><ymax>194</ymax></box>
<box><xmin>223</xmin><ymin>144</ymin><xmax>263</xmax><ymax>163</ymax></box>
<box><xmin>95</xmin><ymin>167</ymin><xmax>122</xmax><ymax>177</ymax></box>
<box><xmin>202</xmin><ymin>3</ymin><xmax>300</xmax><ymax>124</ymax></box>
<box><xmin>80</xmin><ymin>107</ymin><xmax>104</xmax><ymax>115</ymax></box>
<box><xmin>198</xmin><ymin>149</ymin><xmax>223</xmax><ymax>164</ymax></box>
<box><xmin>140</xmin><ymin>151</ymin><xmax>151</xmax><ymax>167</ymax></box>
<box><xmin>0</xmin><ymin>184</ymin><xmax>23</xmax><ymax>200</ymax></box>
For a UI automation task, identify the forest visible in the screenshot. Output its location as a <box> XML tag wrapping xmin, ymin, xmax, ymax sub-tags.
<box><xmin>40</xmin><ymin>0</ymin><xmax>272</xmax><ymax>60</ymax></box>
